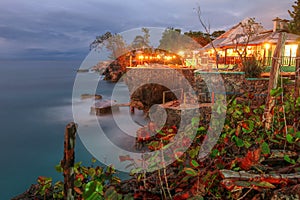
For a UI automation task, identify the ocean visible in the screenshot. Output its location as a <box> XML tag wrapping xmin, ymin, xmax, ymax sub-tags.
<box><xmin>0</xmin><ymin>60</ymin><xmax>140</xmax><ymax>199</ymax></box>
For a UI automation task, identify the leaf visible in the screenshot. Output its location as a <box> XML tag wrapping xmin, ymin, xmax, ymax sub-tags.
<box><xmin>188</xmin><ymin>146</ymin><xmax>200</xmax><ymax>159</ymax></box>
<box><xmin>284</xmin><ymin>155</ymin><xmax>296</xmax><ymax>164</ymax></box>
<box><xmin>83</xmin><ymin>181</ymin><xmax>104</xmax><ymax>200</ymax></box>
<box><xmin>270</xmin><ymin>87</ymin><xmax>283</xmax><ymax>97</ymax></box>
<box><xmin>183</xmin><ymin>167</ymin><xmax>198</xmax><ymax>176</ymax></box>
<box><xmin>210</xmin><ymin>149</ymin><xmax>220</xmax><ymax>158</ymax></box>
<box><xmin>261</xmin><ymin>142</ymin><xmax>270</xmax><ymax>154</ymax></box>
<box><xmin>88</xmin><ymin>168</ymin><xmax>96</xmax><ymax>178</ymax></box>
<box><xmin>244</xmin><ymin>140</ymin><xmax>252</xmax><ymax>149</ymax></box>
<box><xmin>296</xmin><ymin>132</ymin><xmax>300</xmax><ymax>139</ymax></box>
<box><xmin>190</xmin><ymin>160</ymin><xmax>200</xmax><ymax>168</ymax></box>
<box><xmin>241</xmin><ymin>120</ymin><xmax>254</xmax><ymax>133</ymax></box>
<box><xmin>232</xmin><ymin>136</ymin><xmax>244</xmax><ymax>147</ymax></box>
<box><xmin>251</xmin><ymin>181</ymin><xmax>276</xmax><ymax>188</ymax></box>
<box><xmin>74</xmin><ymin>187</ymin><xmax>83</xmax><ymax>195</ymax></box>
<box><xmin>197</xmin><ymin>126</ymin><xmax>206</xmax><ymax>132</ymax></box>
<box><xmin>286</xmin><ymin>134</ymin><xmax>294</xmax><ymax>144</ymax></box>
<box><xmin>243</xmin><ymin>105</ymin><xmax>251</xmax><ymax>113</ymax></box>
<box><xmin>104</xmin><ymin>186</ymin><xmax>121</xmax><ymax>200</ymax></box>
<box><xmin>55</xmin><ymin>164</ymin><xmax>63</xmax><ymax>173</ymax></box>
<box><xmin>235</xmin><ymin>180</ymin><xmax>251</xmax><ymax>187</ymax></box>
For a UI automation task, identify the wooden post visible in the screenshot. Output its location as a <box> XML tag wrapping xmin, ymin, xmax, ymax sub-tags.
<box><xmin>294</xmin><ymin>44</ymin><xmax>300</xmax><ymax>130</ymax></box>
<box><xmin>61</xmin><ymin>122</ymin><xmax>77</xmax><ymax>200</ymax></box>
<box><xmin>264</xmin><ymin>32</ymin><xmax>287</xmax><ymax>130</ymax></box>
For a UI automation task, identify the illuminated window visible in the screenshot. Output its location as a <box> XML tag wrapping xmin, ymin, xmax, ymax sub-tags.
<box><xmin>285</xmin><ymin>45</ymin><xmax>298</xmax><ymax>57</ymax></box>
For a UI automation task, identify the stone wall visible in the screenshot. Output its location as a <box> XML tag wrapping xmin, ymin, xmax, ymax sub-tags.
<box><xmin>125</xmin><ymin>67</ymin><xmax>293</xmax><ymax>110</ymax></box>
<box><xmin>125</xmin><ymin>67</ymin><xmax>196</xmax><ymax>110</ymax></box>
<box><xmin>194</xmin><ymin>71</ymin><xmax>270</xmax><ymax>105</ymax></box>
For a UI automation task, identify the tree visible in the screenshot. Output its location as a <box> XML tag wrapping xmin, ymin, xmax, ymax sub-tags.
<box><xmin>131</xmin><ymin>28</ymin><xmax>151</xmax><ymax>50</ymax></box>
<box><xmin>158</xmin><ymin>28</ymin><xmax>199</xmax><ymax>54</ymax></box>
<box><xmin>184</xmin><ymin>31</ymin><xmax>210</xmax><ymax>47</ymax></box>
<box><xmin>231</xmin><ymin>18</ymin><xmax>264</xmax><ymax>70</ymax></box>
<box><xmin>289</xmin><ymin>0</ymin><xmax>300</xmax><ymax>35</ymax></box>
<box><xmin>196</xmin><ymin>6</ymin><xmax>220</xmax><ymax>69</ymax></box>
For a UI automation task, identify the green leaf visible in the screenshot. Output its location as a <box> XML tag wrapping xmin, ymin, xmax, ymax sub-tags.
<box><xmin>74</xmin><ymin>179</ymin><xmax>82</xmax><ymax>188</ymax></box>
<box><xmin>188</xmin><ymin>146</ymin><xmax>200</xmax><ymax>159</ymax></box>
<box><xmin>284</xmin><ymin>155</ymin><xmax>296</xmax><ymax>164</ymax></box>
<box><xmin>210</xmin><ymin>149</ymin><xmax>220</xmax><ymax>158</ymax></box>
<box><xmin>242</xmin><ymin>120</ymin><xmax>254</xmax><ymax>133</ymax></box>
<box><xmin>83</xmin><ymin>181</ymin><xmax>104</xmax><ymax>200</ymax></box>
<box><xmin>286</xmin><ymin>134</ymin><xmax>294</xmax><ymax>143</ymax></box>
<box><xmin>183</xmin><ymin>167</ymin><xmax>198</xmax><ymax>176</ymax></box>
<box><xmin>197</xmin><ymin>126</ymin><xmax>206</xmax><ymax>132</ymax></box>
<box><xmin>191</xmin><ymin>160</ymin><xmax>200</xmax><ymax>168</ymax></box>
<box><xmin>244</xmin><ymin>140</ymin><xmax>252</xmax><ymax>149</ymax></box>
<box><xmin>251</xmin><ymin>181</ymin><xmax>276</xmax><ymax>188</ymax></box>
<box><xmin>55</xmin><ymin>164</ymin><xmax>63</xmax><ymax>173</ymax></box>
<box><xmin>235</xmin><ymin>181</ymin><xmax>251</xmax><ymax>187</ymax></box>
<box><xmin>232</xmin><ymin>136</ymin><xmax>244</xmax><ymax>147</ymax></box>
<box><xmin>261</xmin><ymin>142</ymin><xmax>271</xmax><ymax>154</ymax></box>
<box><xmin>270</xmin><ymin>87</ymin><xmax>283</xmax><ymax>97</ymax></box>
<box><xmin>296</xmin><ymin>132</ymin><xmax>300</xmax><ymax>139</ymax></box>
<box><xmin>243</xmin><ymin>105</ymin><xmax>251</xmax><ymax>113</ymax></box>
<box><xmin>89</xmin><ymin>168</ymin><xmax>96</xmax><ymax>178</ymax></box>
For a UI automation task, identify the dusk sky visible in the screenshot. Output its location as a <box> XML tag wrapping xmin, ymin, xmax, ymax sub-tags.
<box><xmin>0</xmin><ymin>0</ymin><xmax>294</xmax><ymax>60</ymax></box>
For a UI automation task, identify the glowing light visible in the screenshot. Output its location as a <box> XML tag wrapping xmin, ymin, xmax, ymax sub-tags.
<box><xmin>264</xmin><ymin>43</ymin><xmax>270</xmax><ymax>50</ymax></box>
<box><xmin>138</xmin><ymin>55</ymin><xmax>144</xmax><ymax>60</ymax></box>
<box><xmin>178</xmin><ymin>51</ymin><xmax>184</xmax><ymax>56</ymax></box>
<box><xmin>291</xmin><ymin>44</ymin><xmax>298</xmax><ymax>52</ymax></box>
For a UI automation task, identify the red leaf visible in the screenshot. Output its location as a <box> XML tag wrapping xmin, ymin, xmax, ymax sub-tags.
<box><xmin>239</xmin><ymin>148</ymin><xmax>261</xmax><ymax>170</ymax></box>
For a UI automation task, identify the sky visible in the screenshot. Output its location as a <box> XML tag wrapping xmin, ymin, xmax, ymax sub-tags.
<box><xmin>0</xmin><ymin>0</ymin><xmax>295</xmax><ymax>61</ymax></box>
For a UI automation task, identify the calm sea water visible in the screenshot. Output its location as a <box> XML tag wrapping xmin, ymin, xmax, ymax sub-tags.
<box><xmin>0</xmin><ymin>60</ymin><xmax>136</xmax><ymax>199</ymax></box>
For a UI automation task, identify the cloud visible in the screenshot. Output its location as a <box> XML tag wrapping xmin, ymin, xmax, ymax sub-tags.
<box><xmin>0</xmin><ymin>0</ymin><xmax>294</xmax><ymax>60</ymax></box>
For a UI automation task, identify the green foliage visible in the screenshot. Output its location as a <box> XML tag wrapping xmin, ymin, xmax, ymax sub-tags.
<box><xmin>288</xmin><ymin>0</ymin><xmax>300</xmax><ymax>35</ymax></box>
<box><xmin>36</xmin><ymin>162</ymin><xmax>124</xmax><ymax>199</ymax></box>
<box><xmin>35</xmin><ymin>87</ymin><xmax>300</xmax><ymax>199</ymax></box>
<box><xmin>243</xmin><ymin>58</ymin><xmax>264</xmax><ymax>78</ymax></box>
<box><xmin>158</xmin><ymin>27</ymin><xmax>199</xmax><ymax>53</ymax></box>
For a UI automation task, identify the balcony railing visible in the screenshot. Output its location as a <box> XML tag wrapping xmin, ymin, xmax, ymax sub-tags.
<box><xmin>201</xmin><ymin>56</ymin><xmax>297</xmax><ymax>66</ymax></box>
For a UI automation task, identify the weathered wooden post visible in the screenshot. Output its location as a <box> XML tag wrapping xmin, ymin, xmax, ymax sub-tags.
<box><xmin>61</xmin><ymin>122</ymin><xmax>77</xmax><ymax>200</ymax></box>
<box><xmin>264</xmin><ymin>32</ymin><xmax>287</xmax><ymax>129</ymax></box>
<box><xmin>294</xmin><ymin>44</ymin><xmax>300</xmax><ymax>130</ymax></box>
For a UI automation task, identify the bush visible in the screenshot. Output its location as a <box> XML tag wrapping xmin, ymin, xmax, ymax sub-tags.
<box><xmin>243</xmin><ymin>58</ymin><xmax>264</xmax><ymax>78</ymax></box>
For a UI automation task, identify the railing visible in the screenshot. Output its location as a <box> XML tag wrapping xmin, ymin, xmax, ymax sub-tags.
<box><xmin>262</xmin><ymin>56</ymin><xmax>296</xmax><ymax>66</ymax></box>
<box><xmin>199</xmin><ymin>56</ymin><xmax>297</xmax><ymax>67</ymax></box>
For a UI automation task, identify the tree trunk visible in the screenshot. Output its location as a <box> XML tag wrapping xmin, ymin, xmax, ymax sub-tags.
<box><xmin>264</xmin><ymin>32</ymin><xmax>287</xmax><ymax>130</ymax></box>
<box><xmin>61</xmin><ymin>123</ymin><xmax>77</xmax><ymax>200</ymax></box>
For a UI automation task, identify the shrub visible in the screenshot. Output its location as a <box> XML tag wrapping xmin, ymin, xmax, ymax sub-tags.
<box><xmin>243</xmin><ymin>58</ymin><xmax>264</xmax><ymax>78</ymax></box>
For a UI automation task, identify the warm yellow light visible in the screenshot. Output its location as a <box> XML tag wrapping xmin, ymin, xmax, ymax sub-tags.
<box><xmin>138</xmin><ymin>55</ymin><xmax>144</xmax><ymax>60</ymax></box>
<box><xmin>178</xmin><ymin>51</ymin><xmax>184</xmax><ymax>56</ymax></box>
<box><xmin>172</xmin><ymin>55</ymin><xmax>176</xmax><ymax>59</ymax></box>
<box><xmin>157</xmin><ymin>55</ymin><xmax>161</xmax><ymax>59</ymax></box>
<box><xmin>291</xmin><ymin>44</ymin><xmax>298</xmax><ymax>52</ymax></box>
<box><xmin>264</xmin><ymin>43</ymin><xmax>270</xmax><ymax>50</ymax></box>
